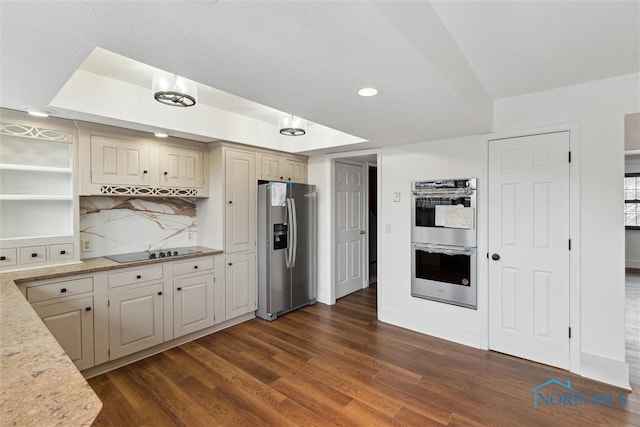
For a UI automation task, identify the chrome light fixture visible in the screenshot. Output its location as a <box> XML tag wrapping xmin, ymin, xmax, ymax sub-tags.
<box><xmin>152</xmin><ymin>74</ymin><xmax>198</xmax><ymax>107</ymax></box>
<box><xmin>278</xmin><ymin>114</ymin><xmax>307</xmax><ymax>136</ymax></box>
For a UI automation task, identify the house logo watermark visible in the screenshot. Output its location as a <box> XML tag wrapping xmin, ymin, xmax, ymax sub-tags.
<box><xmin>530</xmin><ymin>379</ymin><xmax>628</xmax><ymax>408</ymax></box>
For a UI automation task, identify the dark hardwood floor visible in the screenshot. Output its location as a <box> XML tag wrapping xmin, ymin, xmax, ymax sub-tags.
<box><xmin>90</xmin><ymin>285</ymin><xmax>639</xmax><ymax>426</ymax></box>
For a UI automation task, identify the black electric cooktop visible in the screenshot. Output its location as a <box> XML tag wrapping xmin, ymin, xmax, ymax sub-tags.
<box><xmin>105</xmin><ymin>247</ymin><xmax>202</xmax><ymax>263</ymax></box>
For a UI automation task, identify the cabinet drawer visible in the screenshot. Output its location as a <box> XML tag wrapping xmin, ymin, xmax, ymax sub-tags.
<box><xmin>173</xmin><ymin>257</ymin><xmax>214</xmax><ymax>276</ymax></box>
<box><xmin>20</xmin><ymin>245</ymin><xmax>47</xmax><ymax>264</ymax></box>
<box><xmin>27</xmin><ymin>277</ymin><xmax>94</xmax><ymax>303</ymax></box>
<box><xmin>49</xmin><ymin>243</ymin><xmax>74</xmax><ymax>261</ymax></box>
<box><xmin>0</xmin><ymin>248</ymin><xmax>17</xmax><ymax>267</ymax></box>
<box><xmin>108</xmin><ymin>265</ymin><xmax>163</xmax><ymax>288</ymax></box>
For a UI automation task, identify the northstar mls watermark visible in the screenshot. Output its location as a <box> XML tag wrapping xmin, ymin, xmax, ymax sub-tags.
<box><xmin>530</xmin><ymin>379</ymin><xmax>628</xmax><ymax>408</ymax></box>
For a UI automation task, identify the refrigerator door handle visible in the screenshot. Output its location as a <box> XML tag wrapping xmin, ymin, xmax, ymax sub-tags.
<box><xmin>285</xmin><ymin>198</ymin><xmax>293</xmax><ymax>268</ymax></box>
<box><xmin>291</xmin><ymin>198</ymin><xmax>298</xmax><ymax>268</ymax></box>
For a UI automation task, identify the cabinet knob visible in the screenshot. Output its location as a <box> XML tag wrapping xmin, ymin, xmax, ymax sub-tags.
<box><xmin>60</xmin><ymin>288</ymin><xmax>67</xmax><ymax>293</ymax></box>
<box><xmin>0</xmin><ymin>256</ymin><xmax>6</xmax><ymax>261</ymax></box>
<box><xmin>143</xmin><ymin>170</ymin><xmax>148</xmax><ymax>174</ymax></box>
<box><xmin>177</xmin><ymin>287</ymin><xmax>182</xmax><ymax>291</ymax></box>
<box><xmin>136</xmin><ymin>275</ymin><xmax>142</xmax><ymax>279</ymax></box>
<box><xmin>491</xmin><ymin>253</ymin><xmax>501</xmax><ymax>261</ymax></box>
<box><xmin>31</xmin><ymin>253</ymin><xmax>38</xmax><ymax>258</ymax></box>
<box><xmin>280</xmin><ymin>176</ymin><xmax>283</xmax><ymax>180</ymax></box>
<box><xmin>228</xmin><ymin>200</ymin><xmax>233</xmax><ymax>204</ymax></box>
<box><xmin>164</xmin><ymin>171</ymin><xmax>168</xmax><ymax>176</ymax></box>
<box><xmin>158</xmin><ymin>291</ymin><xmax>163</xmax><ymax>296</ymax></box>
<box><xmin>228</xmin><ymin>262</ymin><xmax>233</xmax><ymax>266</ymax></box>
<box><xmin>85</xmin><ymin>307</ymin><xmax>91</xmax><ymax>312</ymax></box>
<box><xmin>60</xmin><ymin>250</ymin><xmax>66</xmax><ymax>255</ymax></box>
<box><xmin>193</xmin><ymin>265</ymin><xmax>198</xmax><ymax>269</ymax></box>
<box><xmin>288</xmin><ymin>177</ymin><xmax>291</xmax><ymax>181</ymax></box>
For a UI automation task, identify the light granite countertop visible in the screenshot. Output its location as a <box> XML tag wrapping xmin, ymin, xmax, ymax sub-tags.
<box><xmin>0</xmin><ymin>246</ymin><xmax>223</xmax><ymax>426</ymax></box>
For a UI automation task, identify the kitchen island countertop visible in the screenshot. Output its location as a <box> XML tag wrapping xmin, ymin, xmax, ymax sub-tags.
<box><xmin>0</xmin><ymin>246</ymin><xmax>223</xmax><ymax>426</ymax></box>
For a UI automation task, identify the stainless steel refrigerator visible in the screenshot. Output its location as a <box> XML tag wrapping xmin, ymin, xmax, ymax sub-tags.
<box><xmin>256</xmin><ymin>182</ymin><xmax>317</xmax><ymax>321</ymax></box>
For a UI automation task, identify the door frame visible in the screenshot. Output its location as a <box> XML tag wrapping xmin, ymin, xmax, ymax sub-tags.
<box><xmin>484</xmin><ymin>122</ymin><xmax>581</xmax><ymax>373</ymax></box>
<box><xmin>327</xmin><ymin>149</ymin><xmax>382</xmax><ymax>306</ymax></box>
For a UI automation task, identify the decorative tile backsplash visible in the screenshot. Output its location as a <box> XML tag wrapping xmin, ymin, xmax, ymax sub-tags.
<box><xmin>79</xmin><ymin>196</ymin><xmax>196</xmax><ymax>258</ymax></box>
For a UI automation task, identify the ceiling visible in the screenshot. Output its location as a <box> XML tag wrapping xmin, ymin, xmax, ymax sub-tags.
<box><xmin>1</xmin><ymin>1</ymin><xmax>638</xmax><ymax>154</ymax></box>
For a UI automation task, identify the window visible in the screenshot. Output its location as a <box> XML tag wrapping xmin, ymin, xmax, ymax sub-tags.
<box><xmin>625</xmin><ymin>173</ymin><xmax>640</xmax><ymax>229</ymax></box>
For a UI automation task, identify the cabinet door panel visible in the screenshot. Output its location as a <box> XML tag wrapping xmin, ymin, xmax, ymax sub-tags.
<box><xmin>225</xmin><ymin>252</ymin><xmax>256</xmax><ymax>319</ymax></box>
<box><xmin>225</xmin><ymin>150</ymin><xmax>256</xmax><ymax>253</ymax></box>
<box><xmin>109</xmin><ymin>283</ymin><xmax>163</xmax><ymax>359</ymax></box>
<box><xmin>160</xmin><ymin>145</ymin><xmax>204</xmax><ymax>188</ymax></box>
<box><xmin>260</xmin><ymin>154</ymin><xmax>284</xmax><ymax>181</ymax></box>
<box><xmin>174</xmin><ymin>274</ymin><xmax>214</xmax><ymax>337</ymax></box>
<box><xmin>34</xmin><ymin>296</ymin><xmax>94</xmax><ymax>370</ymax></box>
<box><xmin>285</xmin><ymin>159</ymin><xmax>307</xmax><ymax>183</ymax></box>
<box><xmin>90</xmin><ymin>135</ymin><xmax>150</xmax><ymax>186</ymax></box>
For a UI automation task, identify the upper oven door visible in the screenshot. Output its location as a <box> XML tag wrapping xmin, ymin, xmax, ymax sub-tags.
<box><xmin>411</xmin><ymin>179</ymin><xmax>477</xmax><ymax>247</ymax></box>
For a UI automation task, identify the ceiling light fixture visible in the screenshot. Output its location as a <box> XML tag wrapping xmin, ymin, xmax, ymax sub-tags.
<box><xmin>152</xmin><ymin>74</ymin><xmax>198</xmax><ymax>107</ymax></box>
<box><xmin>278</xmin><ymin>114</ymin><xmax>307</xmax><ymax>136</ymax></box>
<box><xmin>154</xmin><ymin>131</ymin><xmax>169</xmax><ymax>138</ymax></box>
<box><xmin>26</xmin><ymin>107</ymin><xmax>54</xmax><ymax>117</ymax></box>
<box><xmin>358</xmin><ymin>87</ymin><xmax>378</xmax><ymax>97</ymax></box>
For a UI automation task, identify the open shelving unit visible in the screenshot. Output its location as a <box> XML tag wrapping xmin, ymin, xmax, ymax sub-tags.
<box><xmin>0</xmin><ymin>116</ymin><xmax>79</xmax><ymax>270</ymax></box>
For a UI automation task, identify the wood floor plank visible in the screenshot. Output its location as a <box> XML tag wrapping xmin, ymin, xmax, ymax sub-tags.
<box><xmin>89</xmin><ymin>285</ymin><xmax>638</xmax><ymax>426</ymax></box>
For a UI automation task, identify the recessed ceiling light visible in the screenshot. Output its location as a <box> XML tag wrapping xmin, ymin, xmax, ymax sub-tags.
<box><xmin>26</xmin><ymin>107</ymin><xmax>54</xmax><ymax>117</ymax></box>
<box><xmin>358</xmin><ymin>87</ymin><xmax>378</xmax><ymax>97</ymax></box>
<box><xmin>154</xmin><ymin>131</ymin><xmax>169</xmax><ymax>138</ymax></box>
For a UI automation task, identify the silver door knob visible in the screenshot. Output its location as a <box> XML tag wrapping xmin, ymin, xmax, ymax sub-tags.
<box><xmin>359</xmin><ymin>230</ymin><xmax>366</xmax><ymax>235</ymax></box>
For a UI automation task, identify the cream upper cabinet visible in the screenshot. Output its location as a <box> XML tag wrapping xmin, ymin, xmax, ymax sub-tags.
<box><xmin>260</xmin><ymin>154</ymin><xmax>285</xmax><ymax>181</ymax></box>
<box><xmin>90</xmin><ymin>134</ymin><xmax>150</xmax><ymax>186</ymax></box>
<box><xmin>79</xmin><ymin>126</ymin><xmax>208</xmax><ymax>197</ymax></box>
<box><xmin>159</xmin><ymin>144</ymin><xmax>204</xmax><ymax>189</ymax></box>
<box><xmin>284</xmin><ymin>158</ymin><xmax>307</xmax><ymax>183</ymax></box>
<box><xmin>225</xmin><ymin>149</ymin><xmax>256</xmax><ymax>253</ymax></box>
<box><xmin>257</xmin><ymin>153</ymin><xmax>307</xmax><ymax>183</ymax></box>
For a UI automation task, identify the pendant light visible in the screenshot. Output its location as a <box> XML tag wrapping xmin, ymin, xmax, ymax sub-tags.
<box><xmin>278</xmin><ymin>114</ymin><xmax>307</xmax><ymax>136</ymax></box>
<box><xmin>152</xmin><ymin>74</ymin><xmax>198</xmax><ymax>107</ymax></box>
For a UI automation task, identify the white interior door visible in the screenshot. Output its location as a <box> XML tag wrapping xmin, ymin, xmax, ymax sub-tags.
<box><xmin>488</xmin><ymin>131</ymin><xmax>570</xmax><ymax>369</ymax></box>
<box><xmin>335</xmin><ymin>161</ymin><xmax>366</xmax><ymax>299</ymax></box>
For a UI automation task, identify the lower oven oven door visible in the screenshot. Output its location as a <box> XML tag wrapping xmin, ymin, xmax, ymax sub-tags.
<box><xmin>411</xmin><ymin>243</ymin><xmax>477</xmax><ymax>309</ymax></box>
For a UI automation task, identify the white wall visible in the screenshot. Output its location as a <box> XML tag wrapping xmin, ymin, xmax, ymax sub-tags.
<box><xmin>307</xmin><ymin>155</ymin><xmax>334</xmax><ymax>304</ymax></box>
<box><xmin>626</xmin><ymin>154</ymin><xmax>640</xmax><ymax>268</ymax></box>
<box><xmin>494</xmin><ymin>73</ymin><xmax>639</xmax><ymax>388</ymax></box>
<box><xmin>378</xmin><ymin>135</ymin><xmax>488</xmax><ymax>348</ymax></box>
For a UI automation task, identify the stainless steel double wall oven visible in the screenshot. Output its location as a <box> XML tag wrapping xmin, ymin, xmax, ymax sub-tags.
<box><xmin>411</xmin><ymin>178</ymin><xmax>478</xmax><ymax>309</ymax></box>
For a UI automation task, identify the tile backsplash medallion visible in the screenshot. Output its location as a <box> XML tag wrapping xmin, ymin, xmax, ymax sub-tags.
<box><xmin>80</xmin><ymin>197</ymin><xmax>196</xmax><ymax>258</ymax></box>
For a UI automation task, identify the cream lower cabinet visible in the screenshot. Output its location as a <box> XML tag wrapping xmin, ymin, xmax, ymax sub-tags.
<box><xmin>225</xmin><ymin>251</ymin><xmax>257</xmax><ymax>319</ymax></box>
<box><xmin>32</xmin><ymin>296</ymin><xmax>94</xmax><ymax>371</ymax></box>
<box><xmin>174</xmin><ymin>274</ymin><xmax>215</xmax><ymax>338</ymax></box>
<box><xmin>108</xmin><ymin>282</ymin><xmax>164</xmax><ymax>360</ymax></box>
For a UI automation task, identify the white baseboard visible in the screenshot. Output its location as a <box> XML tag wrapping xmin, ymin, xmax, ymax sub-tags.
<box><xmin>625</xmin><ymin>259</ymin><xmax>640</xmax><ymax>269</ymax></box>
<box><xmin>579</xmin><ymin>352</ymin><xmax>631</xmax><ymax>390</ymax></box>
<box><xmin>377</xmin><ymin>306</ymin><xmax>483</xmax><ymax>348</ymax></box>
